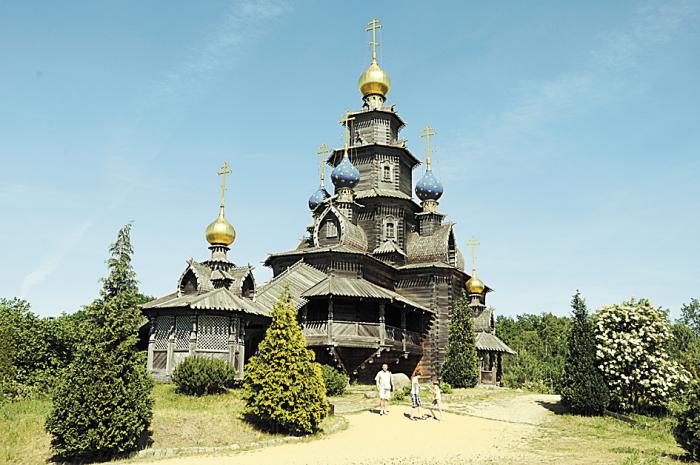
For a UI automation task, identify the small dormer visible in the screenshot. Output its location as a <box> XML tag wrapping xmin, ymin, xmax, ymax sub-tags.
<box><xmin>180</xmin><ymin>269</ymin><xmax>198</xmax><ymax>294</ymax></box>
<box><xmin>319</xmin><ymin>214</ymin><xmax>341</xmax><ymax>246</ymax></box>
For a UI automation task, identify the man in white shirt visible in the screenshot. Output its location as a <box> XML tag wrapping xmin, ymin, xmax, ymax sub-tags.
<box><xmin>375</xmin><ymin>363</ymin><xmax>392</xmax><ymax>415</ymax></box>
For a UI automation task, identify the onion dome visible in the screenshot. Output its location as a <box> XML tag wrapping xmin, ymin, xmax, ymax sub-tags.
<box><xmin>358</xmin><ymin>60</ymin><xmax>391</xmax><ymax>97</ymax></box>
<box><xmin>415</xmin><ymin>169</ymin><xmax>444</xmax><ymax>201</ymax></box>
<box><xmin>308</xmin><ymin>187</ymin><xmax>330</xmax><ymax>210</ymax></box>
<box><xmin>466</xmin><ymin>275</ymin><xmax>485</xmax><ymax>294</ymax></box>
<box><xmin>205</xmin><ymin>206</ymin><xmax>236</xmax><ymax>246</ymax></box>
<box><xmin>331</xmin><ymin>156</ymin><xmax>360</xmax><ymax>190</ymax></box>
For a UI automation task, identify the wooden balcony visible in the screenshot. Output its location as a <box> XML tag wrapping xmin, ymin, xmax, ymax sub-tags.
<box><xmin>302</xmin><ymin>320</ymin><xmax>423</xmax><ymax>353</ymax></box>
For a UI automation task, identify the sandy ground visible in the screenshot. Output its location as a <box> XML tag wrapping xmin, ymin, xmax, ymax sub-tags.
<box><xmin>136</xmin><ymin>393</ymin><xmax>559</xmax><ymax>465</ymax></box>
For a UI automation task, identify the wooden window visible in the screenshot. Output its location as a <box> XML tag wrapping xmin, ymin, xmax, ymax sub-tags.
<box><xmin>386</xmin><ymin>222</ymin><xmax>395</xmax><ymax>239</ymax></box>
<box><xmin>326</xmin><ymin>221</ymin><xmax>338</xmax><ymax>238</ymax></box>
<box><xmin>382</xmin><ymin>164</ymin><xmax>392</xmax><ymax>181</ymax></box>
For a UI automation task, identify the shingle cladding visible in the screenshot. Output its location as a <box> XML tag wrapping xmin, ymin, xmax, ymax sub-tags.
<box><xmin>405</xmin><ymin>223</ymin><xmax>454</xmax><ymax>264</ymax></box>
<box><xmin>476</xmin><ymin>332</ymin><xmax>517</xmax><ymax>354</ymax></box>
<box><xmin>255</xmin><ymin>261</ymin><xmax>327</xmax><ymax>311</ymax></box>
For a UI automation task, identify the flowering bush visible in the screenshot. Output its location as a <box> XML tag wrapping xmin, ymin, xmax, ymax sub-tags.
<box><xmin>595</xmin><ymin>298</ymin><xmax>690</xmax><ymax>412</ymax></box>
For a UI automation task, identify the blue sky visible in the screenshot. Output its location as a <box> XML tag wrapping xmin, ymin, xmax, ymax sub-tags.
<box><xmin>1</xmin><ymin>1</ymin><xmax>698</xmax><ymax>318</ymax></box>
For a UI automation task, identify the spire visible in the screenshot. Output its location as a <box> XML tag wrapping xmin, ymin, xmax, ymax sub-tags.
<box><xmin>205</xmin><ymin>161</ymin><xmax>236</xmax><ymax>247</ymax></box>
<box><xmin>358</xmin><ymin>18</ymin><xmax>391</xmax><ymax>102</ymax></box>
<box><xmin>415</xmin><ymin>125</ymin><xmax>444</xmax><ymax>212</ymax></box>
<box><xmin>465</xmin><ymin>236</ymin><xmax>485</xmax><ymax>295</ymax></box>
<box><xmin>331</xmin><ymin>110</ymin><xmax>360</xmax><ymax>210</ymax></box>
<box><xmin>308</xmin><ymin>144</ymin><xmax>331</xmax><ymax>211</ymax></box>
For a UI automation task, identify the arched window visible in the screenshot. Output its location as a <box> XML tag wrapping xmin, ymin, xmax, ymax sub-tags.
<box><xmin>326</xmin><ymin>221</ymin><xmax>338</xmax><ymax>238</ymax></box>
<box><xmin>386</xmin><ymin>222</ymin><xmax>395</xmax><ymax>239</ymax></box>
<box><xmin>383</xmin><ymin>164</ymin><xmax>392</xmax><ymax>181</ymax></box>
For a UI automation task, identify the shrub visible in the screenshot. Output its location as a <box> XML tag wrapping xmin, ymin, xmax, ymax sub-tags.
<box><xmin>243</xmin><ymin>286</ymin><xmax>328</xmax><ymax>435</ymax></box>
<box><xmin>172</xmin><ymin>356</ymin><xmax>236</xmax><ymax>396</ymax></box>
<box><xmin>595</xmin><ymin>298</ymin><xmax>690</xmax><ymax>413</ymax></box>
<box><xmin>441</xmin><ymin>293</ymin><xmax>479</xmax><ymax>388</ymax></box>
<box><xmin>674</xmin><ymin>380</ymin><xmax>700</xmax><ymax>460</ymax></box>
<box><xmin>559</xmin><ymin>291</ymin><xmax>609</xmax><ymax>415</ymax></box>
<box><xmin>321</xmin><ymin>365</ymin><xmax>348</xmax><ymax>396</ymax></box>
<box><xmin>393</xmin><ymin>385</ymin><xmax>411</xmax><ymax>401</ymax></box>
<box><xmin>46</xmin><ymin>224</ymin><xmax>153</xmax><ymax>461</ymax></box>
<box><xmin>439</xmin><ymin>381</ymin><xmax>453</xmax><ymax>394</ymax></box>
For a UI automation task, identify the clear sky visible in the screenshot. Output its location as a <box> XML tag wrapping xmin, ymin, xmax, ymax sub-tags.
<box><xmin>1</xmin><ymin>1</ymin><xmax>698</xmax><ymax>318</ymax></box>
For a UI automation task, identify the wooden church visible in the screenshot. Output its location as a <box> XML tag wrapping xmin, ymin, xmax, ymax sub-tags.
<box><xmin>142</xmin><ymin>18</ymin><xmax>514</xmax><ymax>385</ymax></box>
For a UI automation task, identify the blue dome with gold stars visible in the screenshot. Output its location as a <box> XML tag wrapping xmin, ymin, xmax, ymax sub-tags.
<box><xmin>415</xmin><ymin>169</ymin><xmax>443</xmax><ymax>201</ymax></box>
<box><xmin>308</xmin><ymin>187</ymin><xmax>330</xmax><ymax>210</ymax></box>
<box><xmin>331</xmin><ymin>156</ymin><xmax>360</xmax><ymax>190</ymax></box>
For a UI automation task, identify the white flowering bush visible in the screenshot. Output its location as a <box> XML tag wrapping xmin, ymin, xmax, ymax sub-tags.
<box><xmin>595</xmin><ymin>298</ymin><xmax>691</xmax><ymax>412</ymax></box>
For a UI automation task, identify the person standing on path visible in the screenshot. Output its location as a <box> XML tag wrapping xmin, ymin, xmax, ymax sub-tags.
<box><xmin>429</xmin><ymin>379</ymin><xmax>443</xmax><ymax>421</ymax></box>
<box><xmin>375</xmin><ymin>363</ymin><xmax>393</xmax><ymax>415</ymax></box>
<box><xmin>410</xmin><ymin>371</ymin><xmax>424</xmax><ymax>420</ymax></box>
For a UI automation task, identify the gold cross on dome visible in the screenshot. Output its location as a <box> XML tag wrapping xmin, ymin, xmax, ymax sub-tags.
<box><xmin>366</xmin><ymin>18</ymin><xmax>383</xmax><ymax>62</ymax></box>
<box><xmin>316</xmin><ymin>143</ymin><xmax>330</xmax><ymax>187</ymax></box>
<box><xmin>420</xmin><ymin>125</ymin><xmax>437</xmax><ymax>169</ymax></box>
<box><xmin>466</xmin><ymin>236</ymin><xmax>480</xmax><ymax>274</ymax></box>
<box><xmin>217</xmin><ymin>161</ymin><xmax>232</xmax><ymax>207</ymax></box>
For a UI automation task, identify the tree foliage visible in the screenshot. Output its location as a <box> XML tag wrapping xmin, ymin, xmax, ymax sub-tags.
<box><xmin>243</xmin><ymin>286</ymin><xmax>328</xmax><ymax>435</ymax></box>
<box><xmin>45</xmin><ymin>224</ymin><xmax>154</xmax><ymax>461</ymax></box>
<box><xmin>595</xmin><ymin>298</ymin><xmax>690</xmax><ymax>413</ymax></box>
<box><xmin>172</xmin><ymin>356</ymin><xmax>236</xmax><ymax>396</ymax></box>
<box><xmin>559</xmin><ymin>291</ymin><xmax>609</xmax><ymax>415</ymax></box>
<box><xmin>674</xmin><ymin>379</ymin><xmax>700</xmax><ymax>460</ymax></box>
<box><xmin>496</xmin><ymin>312</ymin><xmax>570</xmax><ymax>393</ymax></box>
<box><xmin>441</xmin><ymin>293</ymin><xmax>479</xmax><ymax>388</ymax></box>
<box><xmin>680</xmin><ymin>298</ymin><xmax>700</xmax><ymax>336</ymax></box>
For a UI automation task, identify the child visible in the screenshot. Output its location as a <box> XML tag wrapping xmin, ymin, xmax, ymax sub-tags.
<box><xmin>429</xmin><ymin>379</ymin><xmax>443</xmax><ymax>421</ymax></box>
<box><xmin>410</xmin><ymin>371</ymin><xmax>423</xmax><ymax>420</ymax></box>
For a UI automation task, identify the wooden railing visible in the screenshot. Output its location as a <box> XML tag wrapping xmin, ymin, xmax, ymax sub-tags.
<box><xmin>302</xmin><ymin>321</ymin><xmax>423</xmax><ymax>349</ymax></box>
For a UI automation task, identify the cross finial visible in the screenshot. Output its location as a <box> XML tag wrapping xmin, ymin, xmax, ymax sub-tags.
<box><xmin>420</xmin><ymin>125</ymin><xmax>437</xmax><ymax>170</ymax></box>
<box><xmin>466</xmin><ymin>236</ymin><xmax>480</xmax><ymax>275</ymax></box>
<box><xmin>217</xmin><ymin>161</ymin><xmax>232</xmax><ymax>207</ymax></box>
<box><xmin>316</xmin><ymin>143</ymin><xmax>330</xmax><ymax>187</ymax></box>
<box><xmin>338</xmin><ymin>110</ymin><xmax>355</xmax><ymax>157</ymax></box>
<box><xmin>365</xmin><ymin>18</ymin><xmax>383</xmax><ymax>62</ymax></box>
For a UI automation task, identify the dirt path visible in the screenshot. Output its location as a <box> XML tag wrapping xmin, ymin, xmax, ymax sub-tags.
<box><xmin>137</xmin><ymin>393</ymin><xmax>559</xmax><ymax>465</ymax></box>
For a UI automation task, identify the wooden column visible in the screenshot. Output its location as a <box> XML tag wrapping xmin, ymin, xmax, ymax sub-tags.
<box><xmin>379</xmin><ymin>302</ymin><xmax>386</xmax><ymax>346</ymax></box>
<box><xmin>327</xmin><ymin>297</ymin><xmax>334</xmax><ymax>342</ymax></box>
<box><xmin>166</xmin><ymin>320</ymin><xmax>175</xmax><ymax>375</ymax></box>
<box><xmin>227</xmin><ymin>316</ymin><xmax>237</xmax><ymax>369</ymax></box>
<box><xmin>401</xmin><ymin>307</ymin><xmax>407</xmax><ymax>353</ymax></box>
<box><xmin>237</xmin><ymin>320</ymin><xmax>246</xmax><ymax>379</ymax></box>
<box><xmin>496</xmin><ymin>352</ymin><xmax>503</xmax><ymax>385</ymax></box>
<box><xmin>146</xmin><ymin>315</ymin><xmax>156</xmax><ymax>372</ymax></box>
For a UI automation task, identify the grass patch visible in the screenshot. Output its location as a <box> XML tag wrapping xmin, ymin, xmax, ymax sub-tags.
<box><xmin>0</xmin><ymin>383</ymin><xmax>347</xmax><ymax>464</ymax></box>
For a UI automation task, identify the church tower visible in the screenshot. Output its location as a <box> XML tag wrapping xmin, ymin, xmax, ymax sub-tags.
<box><xmin>259</xmin><ymin>18</ymin><xmax>508</xmax><ymax>381</ymax></box>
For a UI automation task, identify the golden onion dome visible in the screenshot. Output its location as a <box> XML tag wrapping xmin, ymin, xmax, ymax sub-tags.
<box><xmin>205</xmin><ymin>207</ymin><xmax>236</xmax><ymax>246</ymax></box>
<box><xmin>358</xmin><ymin>60</ymin><xmax>391</xmax><ymax>97</ymax></box>
<box><xmin>466</xmin><ymin>275</ymin><xmax>485</xmax><ymax>294</ymax></box>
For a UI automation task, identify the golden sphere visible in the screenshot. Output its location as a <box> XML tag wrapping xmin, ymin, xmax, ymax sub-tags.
<box><xmin>358</xmin><ymin>61</ymin><xmax>391</xmax><ymax>97</ymax></box>
<box><xmin>205</xmin><ymin>208</ymin><xmax>236</xmax><ymax>246</ymax></box>
<box><xmin>466</xmin><ymin>276</ymin><xmax>485</xmax><ymax>294</ymax></box>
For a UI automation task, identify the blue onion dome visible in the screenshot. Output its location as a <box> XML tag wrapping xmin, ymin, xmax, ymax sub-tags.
<box><xmin>308</xmin><ymin>187</ymin><xmax>330</xmax><ymax>210</ymax></box>
<box><xmin>415</xmin><ymin>169</ymin><xmax>444</xmax><ymax>201</ymax></box>
<box><xmin>331</xmin><ymin>156</ymin><xmax>360</xmax><ymax>190</ymax></box>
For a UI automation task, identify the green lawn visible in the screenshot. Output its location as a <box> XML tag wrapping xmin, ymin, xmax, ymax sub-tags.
<box><xmin>0</xmin><ymin>383</ymin><xmax>345</xmax><ymax>465</ymax></box>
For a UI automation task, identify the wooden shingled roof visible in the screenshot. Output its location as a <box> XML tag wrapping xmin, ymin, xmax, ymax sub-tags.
<box><xmin>405</xmin><ymin>222</ymin><xmax>455</xmax><ymax>264</ymax></box>
<box><xmin>142</xmin><ymin>288</ymin><xmax>270</xmax><ymax>316</ymax></box>
<box><xmin>475</xmin><ymin>332</ymin><xmax>517</xmax><ymax>354</ymax></box>
<box><xmin>301</xmin><ymin>275</ymin><xmax>433</xmax><ymax>313</ymax></box>
<box><xmin>255</xmin><ymin>261</ymin><xmax>327</xmax><ymax>311</ymax></box>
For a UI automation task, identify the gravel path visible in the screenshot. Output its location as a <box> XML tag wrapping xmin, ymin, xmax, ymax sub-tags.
<box><xmin>134</xmin><ymin>393</ymin><xmax>559</xmax><ymax>465</ymax></box>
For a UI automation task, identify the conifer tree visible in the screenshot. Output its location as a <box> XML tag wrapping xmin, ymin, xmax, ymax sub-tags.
<box><xmin>243</xmin><ymin>286</ymin><xmax>328</xmax><ymax>435</ymax></box>
<box><xmin>560</xmin><ymin>291</ymin><xmax>609</xmax><ymax>415</ymax></box>
<box><xmin>46</xmin><ymin>224</ymin><xmax>153</xmax><ymax>460</ymax></box>
<box><xmin>441</xmin><ymin>293</ymin><xmax>479</xmax><ymax>388</ymax></box>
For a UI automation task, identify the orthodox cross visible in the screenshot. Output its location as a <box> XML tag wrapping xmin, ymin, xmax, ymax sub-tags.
<box><xmin>316</xmin><ymin>143</ymin><xmax>330</xmax><ymax>187</ymax></box>
<box><xmin>466</xmin><ymin>236</ymin><xmax>480</xmax><ymax>274</ymax></box>
<box><xmin>420</xmin><ymin>125</ymin><xmax>437</xmax><ymax>170</ymax></box>
<box><xmin>217</xmin><ymin>161</ymin><xmax>232</xmax><ymax>207</ymax></box>
<box><xmin>366</xmin><ymin>18</ymin><xmax>383</xmax><ymax>62</ymax></box>
<box><xmin>338</xmin><ymin>110</ymin><xmax>355</xmax><ymax>155</ymax></box>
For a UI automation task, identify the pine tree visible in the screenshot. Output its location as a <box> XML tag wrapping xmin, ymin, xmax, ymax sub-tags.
<box><xmin>46</xmin><ymin>224</ymin><xmax>154</xmax><ymax>460</ymax></box>
<box><xmin>560</xmin><ymin>291</ymin><xmax>609</xmax><ymax>415</ymax></box>
<box><xmin>441</xmin><ymin>292</ymin><xmax>479</xmax><ymax>388</ymax></box>
<box><xmin>243</xmin><ymin>286</ymin><xmax>328</xmax><ymax>435</ymax></box>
